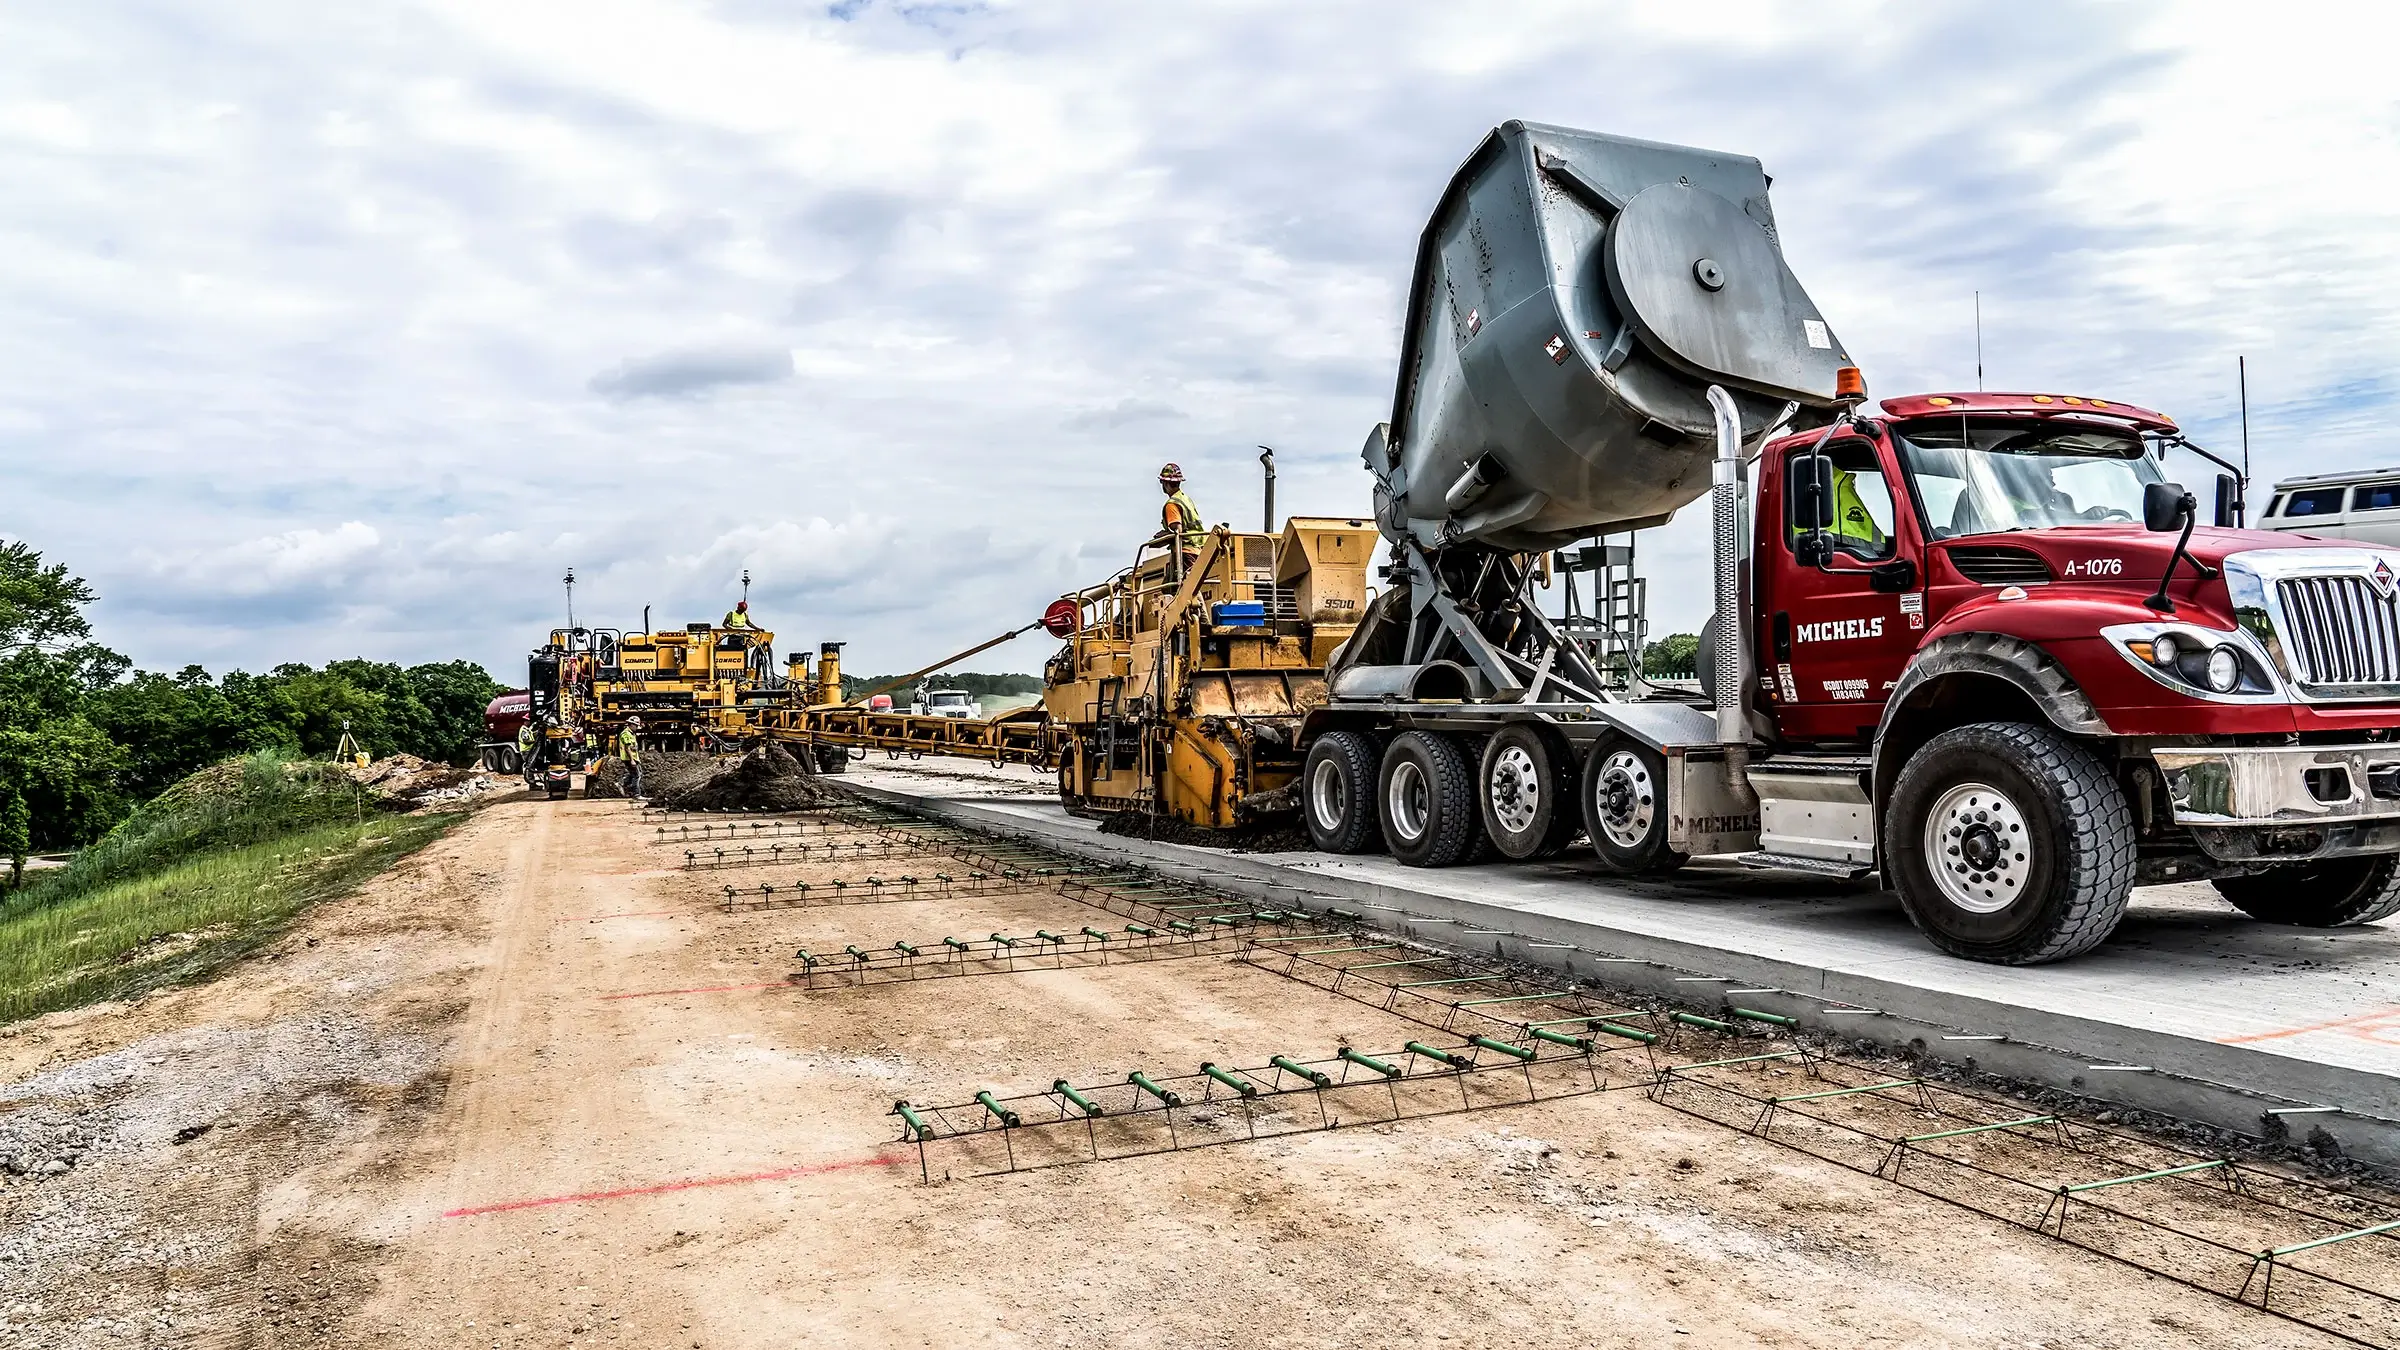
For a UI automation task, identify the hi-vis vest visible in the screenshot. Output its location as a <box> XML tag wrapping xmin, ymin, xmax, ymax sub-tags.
<box><xmin>617</xmin><ymin>727</ymin><xmax>640</xmax><ymax>763</ymax></box>
<box><xmin>1163</xmin><ymin>490</ymin><xmax>1205</xmax><ymax>550</ymax></box>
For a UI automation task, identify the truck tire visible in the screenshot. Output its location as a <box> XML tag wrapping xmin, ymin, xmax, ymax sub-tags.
<box><xmin>2212</xmin><ymin>857</ymin><xmax>2400</xmax><ymax>927</ymax></box>
<box><xmin>1480</xmin><ymin>726</ymin><xmax>1579</xmax><ymax>860</ymax></box>
<box><xmin>1379</xmin><ymin>731</ymin><xmax>1482</xmax><ymax>867</ymax></box>
<box><xmin>814</xmin><ymin>744</ymin><xmax>849</xmax><ymax>775</ymax></box>
<box><xmin>1302</xmin><ymin>731</ymin><xmax>1383</xmax><ymax>854</ymax></box>
<box><xmin>1886</xmin><ymin>722</ymin><xmax>2134</xmax><ymax>964</ymax></box>
<box><xmin>1583</xmin><ymin>737</ymin><xmax>1687</xmax><ymax>873</ymax></box>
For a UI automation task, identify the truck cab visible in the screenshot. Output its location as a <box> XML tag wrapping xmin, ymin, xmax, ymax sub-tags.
<box><xmin>1747</xmin><ymin>390</ymin><xmax>2400</xmax><ymax>958</ymax></box>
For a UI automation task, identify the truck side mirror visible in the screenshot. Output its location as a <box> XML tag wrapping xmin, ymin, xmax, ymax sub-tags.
<box><xmin>2143</xmin><ymin>480</ymin><xmax>2193</xmax><ymax>533</ymax></box>
<box><xmin>2213</xmin><ymin>473</ymin><xmax>2242</xmax><ymax>528</ymax></box>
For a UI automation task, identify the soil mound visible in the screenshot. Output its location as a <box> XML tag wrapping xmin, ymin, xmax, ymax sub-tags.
<box><xmin>343</xmin><ymin>754</ymin><xmax>503</xmax><ymax>810</ymax></box>
<box><xmin>652</xmin><ymin>743</ymin><xmax>840</xmax><ymax>812</ymax></box>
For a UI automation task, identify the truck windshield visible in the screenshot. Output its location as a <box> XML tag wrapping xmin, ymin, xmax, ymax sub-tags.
<box><xmin>1895</xmin><ymin>421</ymin><xmax>2162</xmax><ymax>540</ymax></box>
<box><xmin>930</xmin><ymin>692</ymin><xmax>970</xmax><ymax>707</ymax></box>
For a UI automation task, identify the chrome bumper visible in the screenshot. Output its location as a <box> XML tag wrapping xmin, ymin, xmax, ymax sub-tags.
<box><xmin>2152</xmin><ymin>743</ymin><xmax>2400</xmax><ymax>827</ymax></box>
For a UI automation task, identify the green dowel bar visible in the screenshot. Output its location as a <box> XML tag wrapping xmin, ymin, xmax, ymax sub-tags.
<box><xmin>1770</xmin><ymin>1078</ymin><xmax>1915</xmax><ymax>1105</ymax></box>
<box><xmin>2060</xmin><ymin>1158</ymin><xmax>2227</xmax><ymax>1196</ymax></box>
<box><xmin>2260</xmin><ymin>1216</ymin><xmax>2400</xmax><ymax>1260</ymax></box>
<box><xmin>1405</xmin><ymin>1041</ymin><xmax>1464</xmax><ymax>1068</ymax></box>
<box><xmin>795</xmin><ymin>949</ymin><xmax>818</xmax><ymax>968</ymax></box>
<box><xmin>1671</xmin><ymin>1012</ymin><xmax>1734</xmax><ymax>1033</ymax></box>
<box><xmin>989</xmin><ymin>933</ymin><xmax>1017</xmax><ymax>948</ymax></box>
<box><xmin>1126</xmin><ymin>923</ymin><xmax>1158</xmax><ymax>937</ymax></box>
<box><xmin>1207</xmin><ymin>914</ymin><xmax>1241</xmax><ymax>927</ymax></box>
<box><xmin>1348</xmin><ymin>957</ymin><xmax>1449</xmax><ymax>971</ymax></box>
<box><xmin>1730</xmin><ymin>1007</ymin><xmax>1798</xmax><ymax>1027</ymax></box>
<box><xmin>976</xmin><ymin>1091</ymin><xmax>1022</xmax><ymax>1128</ymax></box>
<box><xmin>1053</xmin><ymin>1080</ymin><xmax>1105</xmax><ymax>1117</ymax></box>
<box><xmin>943</xmin><ymin>936</ymin><xmax>972</xmax><ymax>952</ymax></box>
<box><xmin>1081</xmin><ymin>926</ymin><xmax>1112</xmax><ymax>942</ymax></box>
<box><xmin>1472</xmin><ymin>1036</ymin><xmax>1535</xmax><ymax>1062</ymax></box>
<box><xmin>1395</xmin><ymin>975</ymin><xmax>1501</xmax><ymax>989</ymax></box>
<box><xmin>892</xmin><ymin>1100</ymin><xmax>934</xmax><ymax>1141</ymax></box>
<box><xmin>844</xmin><ymin>944</ymin><xmax>869</xmax><ymax>962</ymax></box>
<box><xmin>1127</xmin><ymin>1070</ymin><xmax>1184</xmax><ymax>1108</ymax></box>
<box><xmin>1327</xmin><ymin>907</ymin><xmax>1363</xmax><ymax>920</ymax></box>
<box><xmin>1529</xmin><ymin>1027</ymin><xmax>1591</xmax><ymax>1052</ymax></box>
<box><xmin>1294</xmin><ymin>944</ymin><xmax>1397</xmax><ymax>956</ymax></box>
<box><xmin>1168</xmin><ymin>920</ymin><xmax>1198</xmax><ymax>933</ymax></box>
<box><xmin>1200</xmin><ymin>1062</ymin><xmax>1259</xmax><ymax>1097</ymax></box>
<box><xmin>1338</xmin><ymin>1048</ymin><xmax>1402</xmax><ymax>1079</ymax></box>
<box><xmin>892</xmin><ymin>940</ymin><xmax>919</xmax><ymax>957</ymax></box>
<box><xmin>1903</xmin><ymin>1114</ymin><xmax>2054</xmax><ymax>1144</ymax></box>
<box><xmin>1252</xmin><ymin>910</ymin><xmax>1289</xmax><ymax>922</ymax></box>
<box><xmin>1036</xmin><ymin>930</ymin><xmax>1066</xmax><ymax>944</ymax></box>
<box><xmin>1271</xmin><ymin>1055</ymin><xmax>1332</xmax><ymax>1088</ymax></box>
<box><xmin>1593</xmin><ymin>1022</ymin><xmax>1660</xmax><ymax>1044</ymax></box>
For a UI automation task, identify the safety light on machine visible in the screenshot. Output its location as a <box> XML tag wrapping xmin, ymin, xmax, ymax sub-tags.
<box><xmin>1833</xmin><ymin>364</ymin><xmax>1867</xmax><ymax>403</ymax></box>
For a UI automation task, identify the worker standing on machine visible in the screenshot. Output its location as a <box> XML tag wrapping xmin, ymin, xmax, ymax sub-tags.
<box><xmin>723</xmin><ymin>599</ymin><xmax>754</xmax><ymax>629</ymax></box>
<box><xmin>618</xmin><ymin>716</ymin><xmax>644</xmax><ymax>798</ymax></box>
<box><xmin>515</xmin><ymin>718</ymin><xmax>535</xmax><ymax>775</ymax></box>
<box><xmin>1151</xmin><ymin>463</ymin><xmax>1205</xmax><ymax>577</ymax></box>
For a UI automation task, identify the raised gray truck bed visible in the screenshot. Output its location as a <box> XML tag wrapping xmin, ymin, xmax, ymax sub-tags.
<box><xmin>847</xmin><ymin>760</ymin><xmax>2400</xmax><ymax>1170</ymax></box>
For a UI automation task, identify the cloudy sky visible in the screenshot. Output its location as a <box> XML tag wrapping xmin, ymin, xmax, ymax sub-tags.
<box><xmin>5</xmin><ymin>1</ymin><xmax>2397</xmax><ymax>681</ymax></box>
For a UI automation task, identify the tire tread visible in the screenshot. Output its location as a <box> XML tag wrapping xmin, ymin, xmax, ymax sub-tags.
<box><xmin>1890</xmin><ymin>721</ymin><xmax>2133</xmax><ymax>964</ymax></box>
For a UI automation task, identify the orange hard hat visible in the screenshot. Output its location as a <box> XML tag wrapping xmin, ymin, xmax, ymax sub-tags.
<box><xmin>1158</xmin><ymin>462</ymin><xmax>1184</xmax><ymax>483</ymax></box>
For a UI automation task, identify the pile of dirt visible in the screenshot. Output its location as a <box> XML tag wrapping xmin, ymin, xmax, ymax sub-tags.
<box><xmin>342</xmin><ymin>754</ymin><xmax>502</xmax><ymax>811</ymax></box>
<box><xmin>1095</xmin><ymin>810</ymin><xmax>1312</xmax><ymax>853</ymax></box>
<box><xmin>650</xmin><ymin>743</ymin><xmax>841</xmax><ymax>812</ymax></box>
<box><xmin>584</xmin><ymin>757</ymin><xmax>631</xmax><ymax>799</ymax></box>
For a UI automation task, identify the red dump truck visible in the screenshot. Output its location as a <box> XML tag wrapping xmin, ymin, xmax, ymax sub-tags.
<box><xmin>1295</xmin><ymin>121</ymin><xmax>2400</xmax><ymax>964</ymax></box>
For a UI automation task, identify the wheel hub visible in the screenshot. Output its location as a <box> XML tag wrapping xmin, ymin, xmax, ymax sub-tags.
<box><xmin>1924</xmin><ymin>781</ymin><xmax>2031</xmax><ymax>915</ymax></box>
<box><xmin>1594</xmin><ymin>749</ymin><xmax>1654</xmax><ymax>849</ymax></box>
<box><xmin>1309</xmin><ymin>758</ymin><xmax>1344</xmax><ymax>830</ymax></box>
<box><xmin>1387</xmin><ymin>761</ymin><xmax>1429</xmax><ymax>843</ymax></box>
<box><xmin>1488</xmin><ymin>746</ymin><xmax>1540</xmax><ymax>834</ymax></box>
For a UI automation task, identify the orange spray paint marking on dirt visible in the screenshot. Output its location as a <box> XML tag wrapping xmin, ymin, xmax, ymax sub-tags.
<box><xmin>441</xmin><ymin>1153</ymin><xmax>904</xmax><ymax>1218</ymax></box>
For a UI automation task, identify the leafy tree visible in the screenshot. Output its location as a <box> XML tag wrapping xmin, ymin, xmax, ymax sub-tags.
<box><xmin>403</xmin><ymin>660</ymin><xmax>505</xmax><ymax>765</ymax></box>
<box><xmin>0</xmin><ymin>541</ymin><xmax>97</xmax><ymax>656</ymax></box>
<box><xmin>1642</xmin><ymin>632</ymin><xmax>1702</xmax><ymax>679</ymax></box>
<box><xmin>0</xmin><ymin>714</ymin><xmax>125</xmax><ymax>884</ymax></box>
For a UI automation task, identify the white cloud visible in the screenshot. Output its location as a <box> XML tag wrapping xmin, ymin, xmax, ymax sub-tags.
<box><xmin>0</xmin><ymin>0</ymin><xmax>2394</xmax><ymax>674</ymax></box>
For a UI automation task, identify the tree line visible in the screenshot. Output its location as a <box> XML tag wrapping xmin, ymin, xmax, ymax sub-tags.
<box><xmin>0</xmin><ymin>541</ymin><xmax>502</xmax><ymax>872</ymax></box>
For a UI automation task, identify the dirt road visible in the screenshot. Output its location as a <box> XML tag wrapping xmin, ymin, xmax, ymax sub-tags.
<box><xmin>0</xmin><ymin>794</ymin><xmax>2351</xmax><ymax>1347</ymax></box>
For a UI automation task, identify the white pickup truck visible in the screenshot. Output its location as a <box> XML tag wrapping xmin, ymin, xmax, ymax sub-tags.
<box><xmin>913</xmin><ymin>685</ymin><xmax>983</xmax><ymax>719</ymax></box>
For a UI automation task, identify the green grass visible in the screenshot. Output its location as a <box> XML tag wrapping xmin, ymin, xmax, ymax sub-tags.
<box><xmin>0</xmin><ymin>811</ymin><xmax>461</xmax><ymax>1023</ymax></box>
<box><xmin>7</xmin><ymin>750</ymin><xmax>378</xmax><ymax>919</ymax></box>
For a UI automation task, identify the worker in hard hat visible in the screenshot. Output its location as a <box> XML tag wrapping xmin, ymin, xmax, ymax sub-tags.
<box><xmin>723</xmin><ymin>599</ymin><xmax>754</xmax><ymax>629</ymax></box>
<box><xmin>515</xmin><ymin>718</ymin><xmax>536</xmax><ymax>775</ymax></box>
<box><xmin>1150</xmin><ymin>463</ymin><xmax>1206</xmax><ymax>571</ymax></box>
<box><xmin>618</xmin><ymin>716</ymin><xmax>644</xmax><ymax>798</ymax></box>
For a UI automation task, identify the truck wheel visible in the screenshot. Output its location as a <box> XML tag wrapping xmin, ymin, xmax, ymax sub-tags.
<box><xmin>814</xmin><ymin>745</ymin><xmax>848</xmax><ymax>775</ymax></box>
<box><xmin>1481</xmin><ymin>726</ymin><xmax>1579</xmax><ymax>860</ymax></box>
<box><xmin>1887</xmin><ymin>722</ymin><xmax>2134</xmax><ymax>964</ymax></box>
<box><xmin>1379</xmin><ymin>731</ymin><xmax>1482</xmax><ymax>867</ymax></box>
<box><xmin>1303</xmin><ymin>731</ymin><xmax>1383</xmax><ymax>853</ymax></box>
<box><xmin>1583</xmin><ymin>738</ymin><xmax>1687</xmax><ymax>873</ymax></box>
<box><xmin>2211</xmin><ymin>857</ymin><xmax>2400</xmax><ymax>927</ymax></box>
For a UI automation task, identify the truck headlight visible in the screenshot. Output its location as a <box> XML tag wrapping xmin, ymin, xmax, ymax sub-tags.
<box><xmin>2205</xmin><ymin>644</ymin><xmax>2241</xmax><ymax>693</ymax></box>
<box><xmin>2106</xmin><ymin>622</ymin><xmax>2280</xmax><ymax>701</ymax></box>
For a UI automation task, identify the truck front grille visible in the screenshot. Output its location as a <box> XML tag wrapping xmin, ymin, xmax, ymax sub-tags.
<box><xmin>2278</xmin><ymin>575</ymin><xmax>2400</xmax><ymax>685</ymax></box>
